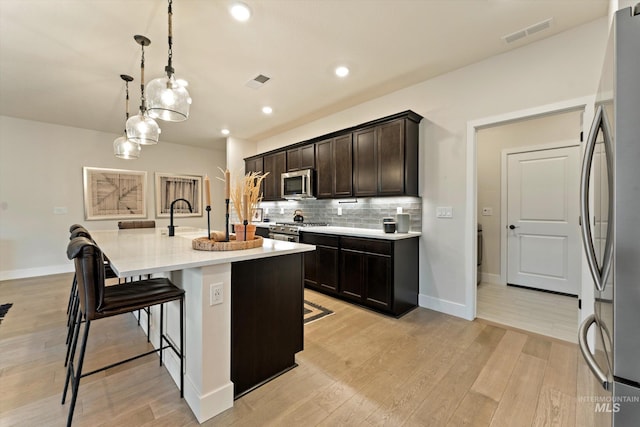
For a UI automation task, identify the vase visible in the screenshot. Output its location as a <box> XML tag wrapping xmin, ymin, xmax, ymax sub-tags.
<box><xmin>234</xmin><ymin>223</ymin><xmax>256</xmax><ymax>241</ymax></box>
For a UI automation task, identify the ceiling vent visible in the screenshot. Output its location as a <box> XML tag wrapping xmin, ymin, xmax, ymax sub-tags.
<box><xmin>245</xmin><ymin>74</ymin><xmax>271</xmax><ymax>89</ymax></box>
<box><xmin>503</xmin><ymin>18</ymin><xmax>553</xmax><ymax>44</ymax></box>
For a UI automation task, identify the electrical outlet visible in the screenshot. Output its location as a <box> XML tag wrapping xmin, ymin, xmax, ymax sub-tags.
<box><xmin>280</xmin><ymin>208</ymin><xmax>284</xmax><ymax>214</ymax></box>
<box><xmin>337</xmin><ymin>207</ymin><xmax>342</xmax><ymax>216</ymax></box>
<box><xmin>210</xmin><ymin>283</ymin><xmax>223</xmax><ymax>306</ymax></box>
<box><xmin>53</xmin><ymin>207</ymin><xmax>68</xmax><ymax>215</ymax></box>
<box><xmin>396</xmin><ymin>207</ymin><xmax>403</xmax><ymax>214</ymax></box>
<box><xmin>265</xmin><ymin>208</ymin><xmax>269</xmax><ymax>214</ymax></box>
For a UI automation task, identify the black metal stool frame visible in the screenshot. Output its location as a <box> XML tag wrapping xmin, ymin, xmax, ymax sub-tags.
<box><xmin>63</xmin><ymin>237</ymin><xmax>184</xmax><ymax>427</ymax></box>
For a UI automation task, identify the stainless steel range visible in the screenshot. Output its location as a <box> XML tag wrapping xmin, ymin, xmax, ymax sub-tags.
<box><xmin>268</xmin><ymin>222</ymin><xmax>327</xmax><ymax>242</ymax></box>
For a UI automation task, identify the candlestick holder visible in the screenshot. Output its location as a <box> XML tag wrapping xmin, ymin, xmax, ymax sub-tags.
<box><xmin>243</xmin><ymin>219</ymin><xmax>248</xmax><ymax>242</ymax></box>
<box><xmin>225</xmin><ymin>199</ymin><xmax>230</xmax><ymax>242</ymax></box>
<box><xmin>206</xmin><ymin>205</ymin><xmax>211</xmax><ymax>240</ymax></box>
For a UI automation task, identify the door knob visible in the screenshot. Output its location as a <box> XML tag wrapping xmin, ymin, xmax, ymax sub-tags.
<box><xmin>509</xmin><ymin>224</ymin><xmax>519</xmax><ymax>230</ymax></box>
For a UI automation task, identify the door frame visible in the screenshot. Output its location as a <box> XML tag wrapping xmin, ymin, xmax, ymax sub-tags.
<box><xmin>465</xmin><ymin>95</ymin><xmax>595</xmax><ymax>322</ymax></box>
<box><xmin>500</xmin><ymin>141</ymin><xmax>581</xmax><ymax>287</ymax></box>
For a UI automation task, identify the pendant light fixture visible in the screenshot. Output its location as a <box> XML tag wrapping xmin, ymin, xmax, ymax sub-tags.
<box><xmin>126</xmin><ymin>35</ymin><xmax>161</xmax><ymax>145</ymax></box>
<box><xmin>146</xmin><ymin>0</ymin><xmax>192</xmax><ymax>122</ymax></box>
<box><xmin>114</xmin><ymin>74</ymin><xmax>142</xmax><ymax>159</ymax></box>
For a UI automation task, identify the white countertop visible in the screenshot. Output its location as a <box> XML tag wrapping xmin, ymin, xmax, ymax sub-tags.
<box><xmin>300</xmin><ymin>226</ymin><xmax>421</xmax><ymax>240</ymax></box>
<box><xmin>90</xmin><ymin>227</ymin><xmax>315</xmax><ymax>277</ymax></box>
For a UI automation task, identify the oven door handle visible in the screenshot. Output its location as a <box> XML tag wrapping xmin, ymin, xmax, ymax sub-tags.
<box><xmin>578</xmin><ymin>314</ymin><xmax>611</xmax><ymax>391</ymax></box>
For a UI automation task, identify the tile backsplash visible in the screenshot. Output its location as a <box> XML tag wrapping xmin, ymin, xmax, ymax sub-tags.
<box><xmin>231</xmin><ymin>197</ymin><xmax>422</xmax><ymax>231</ymax></box>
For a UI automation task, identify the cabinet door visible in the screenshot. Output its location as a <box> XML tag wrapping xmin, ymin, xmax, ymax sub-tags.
<box><xmin>316</xmin><ymin>246</ymin><xmax>339</xmax><ymax>292</ymax></box>
<box><xmin>315</xmin><ymin>139</ymin><xmax>333</xmax><ymax>198</ymax></box>
<box><xmin>333</xmin><ymin>134</ymin><xmax>353</xmax><ymax>197</ymax></box>
<box><xmin>353</xmin><ymin>127</ymin><xmax>377</xmax><ymax>196</ymax></box>
<box><xmin>286</xmin><ymin>148</ymin><xmax>301</xmax><ymax>172</ymax></box>
<box><xmin>263</xmin><ymin>151</ymin><xmax>286</xmax><ymax>200</ymax></box>
<box><xmin>245</xmin><ymin>157</ymin><xmax>263</xmax><ymax>174</ymax></box>
<box><xmin>300</xmin><ymin>145</ymin><xmax>315</xmax><ymax>170</ymax></box>
<box><xmin>364</xmin><ymin>254</ymin><xmax>392</xmax><ymax>310</ymax></box>
<box><xmin>339</xmin><ymin>249</ymin><xmax>364</xmax><ymax>300</ymax></box>
<box><xmin>377</xmin><ymin>119</ymin><xmax>405</xmax><ymax>195</ymax></box>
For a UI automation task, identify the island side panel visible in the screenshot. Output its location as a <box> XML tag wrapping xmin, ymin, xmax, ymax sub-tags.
<box><xmin>231</xmin><ymin>253</ymin><xmax>304</xmax><ymax>398</ymax></box>
<box><xmin>170</xmin><ymin>264</ymin><xmax>235</xmax><ymax>423</ymax></box>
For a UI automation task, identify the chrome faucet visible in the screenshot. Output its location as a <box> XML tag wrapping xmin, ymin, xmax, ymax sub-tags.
<box><xmin>168</xmin><ymin>198</ymin><xmax>193</xmax><ymax>236</ymax></box>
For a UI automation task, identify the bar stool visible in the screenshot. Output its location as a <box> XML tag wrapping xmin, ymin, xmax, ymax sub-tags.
<box><xmin>63</xmin><ymin>236</ymin><xmax>184</xmax><ymax>427</ymax></box>
<box><xmin>117</xmin><ymin>220</ymin><xmax>156</xmax><ymax>229</ymax></box>
<box><xmin>65</xmin><ymin>227</ymin><xmax>121</xmax><ymax>367</ymax></box>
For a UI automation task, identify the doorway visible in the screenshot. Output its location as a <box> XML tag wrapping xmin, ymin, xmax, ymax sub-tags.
<box><xmin>474</xmin><ymin>108</ymin><xmax>583</xmax><ymax>341</ymax></box>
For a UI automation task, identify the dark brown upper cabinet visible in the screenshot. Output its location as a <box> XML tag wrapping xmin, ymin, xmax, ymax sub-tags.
<box><xmin>286</xmin><ymin>144</ymin><xmax>315</xmax><ymax>172</ymax></box>
<box><xmin>262</xmin><ymin>151</ymin><xmax>286</xmax><ymax>201</ymax></box>
<box><xmin>316</xmin><ymin>134</ymin><xmax>353</xmax><ymax>199</ymax></box>
<box><xmin>245</xmin><ymin>110</ymin><xmax>422</xmax><ymax>200</ymax></box>
<box><xmin>354</xmin><ymin>116</ymin><xmax>420</xmax><ymax>197</ymax></box>
<box><xmin>245</xmin><ymin>156</ymin><xmax>264</xmax><ymax>175</ymax></box>
<box><xmin>353</xmin><ymin>127</ymin><xmax>377</xmax><ymax>197</ymax></box>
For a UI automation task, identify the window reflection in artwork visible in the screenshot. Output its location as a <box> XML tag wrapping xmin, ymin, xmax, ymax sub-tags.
<box><xmin>155</xmin><ymin>173</ymin><xmax>202</xmax><ymax>217</ymax></box>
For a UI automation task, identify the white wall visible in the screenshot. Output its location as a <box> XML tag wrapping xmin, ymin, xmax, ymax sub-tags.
<box><xmin>476</xmin><ymin>110</ymin><xmax>582</xmax><ymax>283</ymax></box>
<box><xmin>231</xmin><ymin>17</ymin><xmax>608</xmax><ymax>319</ymax></box>
<box><xmin>0</xmin><ymin>116</ymin><xmax>226</xmax><ymax>280</ymax></box>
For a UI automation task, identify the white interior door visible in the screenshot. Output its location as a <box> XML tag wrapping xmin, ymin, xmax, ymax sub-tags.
<box><xmin>506</xmin><ymin>146</ymin><xmax>580</xmax><ymax>295</ymax></box>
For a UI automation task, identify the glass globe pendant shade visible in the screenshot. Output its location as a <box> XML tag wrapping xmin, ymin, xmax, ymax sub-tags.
<box><xmin>113</xmin><ymin>135</ymin><xmax>141</xmax><ymax>159</ymax></box>
<box><xmin>126</xmin><ymin>112</ymin><xmax>161</xmax><ymax>145</ymax></box>
<box><xmin>146</xmin><ymin>75</ymin><xmax>192</xmax><ymax>122</ymax></box>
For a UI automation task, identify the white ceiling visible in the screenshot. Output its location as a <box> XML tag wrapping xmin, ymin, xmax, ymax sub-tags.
<box><xmin>0</xmin><ymin>0</ymin><xmax>608</xmax><ymax>150</ymax></box>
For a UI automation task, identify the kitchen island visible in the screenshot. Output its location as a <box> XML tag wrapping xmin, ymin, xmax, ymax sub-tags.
<box><xmin>90</xmin><ymin>227</ymin><xmax>315</xmax><ymax>423</ymax></box>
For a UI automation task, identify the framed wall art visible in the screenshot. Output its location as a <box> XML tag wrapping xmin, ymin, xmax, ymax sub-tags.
<box><xmin>252</xmin><ymin>208</ymin><xmax>263</xmax><ymax>222</ymax></box>
<box><xmin>83</xmin><ymin>167</ymin><xmax>147</xmax><ymax>220</ymax></box>
<box><xmin>155</xmin><ymin>172</ymin><xmax>203</xmax><ymax>218</ymax></box>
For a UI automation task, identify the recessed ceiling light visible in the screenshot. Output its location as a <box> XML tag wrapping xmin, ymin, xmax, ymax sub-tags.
<box><xmin>230</xmin><ymin>2</ymin><xmax>251</xmax><ymax>22</ymax></box>
<box><xmin>262</xmin><ymin>106</ymin><xmax>273</xmax><ymax>115</ymax></box>
<box><xmin>335</xmin><ymin>66</ymin><xmax>350</xmax><ymax>78</ymax></box>
<box><xmin>221</xmin><ymin>128</ymin><xmax>230</xmax><ymax>135</ymax></box>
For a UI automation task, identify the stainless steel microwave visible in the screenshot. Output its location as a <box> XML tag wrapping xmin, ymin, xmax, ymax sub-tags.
<box><xmin>281</xmin><ymin>169</ymin><xmax>314</xmax><ymax>199</ymax></box>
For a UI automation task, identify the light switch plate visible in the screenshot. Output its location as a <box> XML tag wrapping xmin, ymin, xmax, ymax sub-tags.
<box><xmin>396</xmin><ymin>207</ymin><xmax>403</xmax><ymax>214</ymax></box>
<box><xmin>436</xmin><ymin>206</ymin><xmax>453</xmax><ymax>218</ymax></box>
<box><xmin>337</xmin><ymin>207</ymin><xmax>342</xmax><ymax>216</ymax></box>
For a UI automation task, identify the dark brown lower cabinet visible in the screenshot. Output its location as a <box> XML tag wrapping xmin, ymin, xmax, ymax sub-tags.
<box><xmin>301</xmin><ymin>231</ymin><xmax>418</xmax><ymax>317</ymax></box>
<box><xmin>231</xmin><ymin>253</ymin><xmax>304</xmax><ymax>398</ymax></box>
<box><xmin>300</xmin><ymin>233</ymin><xmax>339</xmax><ymax>294</ymax></box>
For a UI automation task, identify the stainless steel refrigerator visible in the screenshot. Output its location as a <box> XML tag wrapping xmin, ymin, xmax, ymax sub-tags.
<box><xmin>579</xmin><ymin>5</ymin><xmax>640</xmax><ymax>426</ymax></box>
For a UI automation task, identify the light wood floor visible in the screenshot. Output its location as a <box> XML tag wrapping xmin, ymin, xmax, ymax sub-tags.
<box><xmin>1</xmin><ymin>274</ymin><xmax>599</xmax><ymax>426</ymax></box>
<box><xmin>476</xmin><ymin>282</ymin><xmax>578</xmax><ymax>343</ymax></box>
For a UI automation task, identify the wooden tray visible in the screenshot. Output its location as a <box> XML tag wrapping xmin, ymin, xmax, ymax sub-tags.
<box><xmin>192</xmin><ymin>235</ymin><xmax>263</xmax><ymax>251</ymax></box>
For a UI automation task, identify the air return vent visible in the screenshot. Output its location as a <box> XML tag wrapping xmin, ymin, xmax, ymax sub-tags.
<box><xmin>502</xmin><ymin>18</ymin><xmax>553</xmax><ymax>44</ymax></box>
<box><xmin>245</xmin><ymin>74</ymin><xmax>271</xmax><ymax>89</ymax></box>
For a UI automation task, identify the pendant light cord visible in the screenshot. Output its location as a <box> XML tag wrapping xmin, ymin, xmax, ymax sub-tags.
<box><xmin>140</xmin><ymin>43</ymin><xmax>147</xmax><ymax>112</ymax></box>
<box><xmin>166</xmin><ymin>0</ymin><xmax>175</xmax><ymax>76</ymax></box>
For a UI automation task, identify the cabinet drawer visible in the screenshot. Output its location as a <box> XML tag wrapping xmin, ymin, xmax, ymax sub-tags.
<box><xmin>300</xmin><ymin>232</ymin><xmax>339</xmax><ymax>247</ymax></box>
<box><xmin>341</xmin><ymin>237</ymin><xmax>391</xmax><ymax>255</ymax></box>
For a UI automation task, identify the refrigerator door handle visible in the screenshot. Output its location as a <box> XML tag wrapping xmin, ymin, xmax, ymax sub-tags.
<box><xmin>599</xmin><ymin>109</ymin><xmax>615</xmax><ymax>290</ymax></box>
<box><xmin>579</xmin><ymin>314</ymin><xmax>612</xmax><ymax>391</ymax></box>
<box><xmin>580</xmin><ymin>105</ymin><xmax>613</xmax><ymax>292</ymax></box>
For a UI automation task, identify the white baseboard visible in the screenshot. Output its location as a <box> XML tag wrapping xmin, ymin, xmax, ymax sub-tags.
<box><xmin>481</xmin><ymin>272</ymin><xmax>503</xmax><ymax>285</ymax></box>
<box><xmin>0</xmin><ymin>264</ymin><xmax>73</xmax><ymax>281</ymax></box>
<box><xmin>419</xmin><ymin>293</ymin><xmax>472</xmax><ymax>320</ymax></box>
